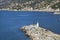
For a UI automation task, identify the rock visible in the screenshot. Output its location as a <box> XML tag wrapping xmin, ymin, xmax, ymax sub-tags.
<box><xmin>20</xmin><ymin>23</ymin><xmax>60</xmax><ymax>40</ymax></box>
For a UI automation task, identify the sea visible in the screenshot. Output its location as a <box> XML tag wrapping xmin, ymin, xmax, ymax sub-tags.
<box><xmin>0</xmin><ymin>10</ymin><xmax>60</xmax><ymax>40</ymax></box>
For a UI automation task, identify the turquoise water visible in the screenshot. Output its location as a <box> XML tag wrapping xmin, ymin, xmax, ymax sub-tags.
<box><xmin>0</xmin><ymin>10</ymin><xmax>60</xmax><ymax>40</ymax></box>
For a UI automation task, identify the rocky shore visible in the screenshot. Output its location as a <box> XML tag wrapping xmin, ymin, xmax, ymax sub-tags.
<box><xmin>21</xmin><ymin>23</ymin><xmax>60</xmax><ymax>40</ymax></box>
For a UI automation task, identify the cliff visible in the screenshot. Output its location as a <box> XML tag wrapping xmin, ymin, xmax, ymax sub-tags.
<box><xmin>21</xmin><ymin>23</ymin><xmax>60</xmax><ymax>40</ymax></box>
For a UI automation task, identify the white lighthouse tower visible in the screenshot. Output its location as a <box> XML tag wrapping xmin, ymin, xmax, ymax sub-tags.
<box><xmin>37</xmin><ymin>22</ymin><xmax>39</xmax><ymax>27</ymax></box>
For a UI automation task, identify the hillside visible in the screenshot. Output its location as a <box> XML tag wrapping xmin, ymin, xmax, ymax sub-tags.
<box><xmin>0</xmin><ymin>0</ymin><xmax>60</xmax><ymax>11</ymax></box>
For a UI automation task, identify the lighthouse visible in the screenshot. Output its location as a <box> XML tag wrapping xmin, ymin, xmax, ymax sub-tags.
<box><xmin>37</xmin><ymin>22</ymin><xmax>39</xmax><ymax>27</ymax></box>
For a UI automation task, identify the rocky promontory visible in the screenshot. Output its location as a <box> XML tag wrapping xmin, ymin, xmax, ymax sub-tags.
<box><xmin>21</xmin><ymin>23</ymin><xmax>60</xmax><ymax>40</ymax></box>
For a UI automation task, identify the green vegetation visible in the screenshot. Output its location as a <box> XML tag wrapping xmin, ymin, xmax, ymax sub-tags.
<box><xmin>0</xmin><ymin>0</ymin><xmax>60</xmax><ymax>11</ymax></box>
<box><xmin>51</xmin><ymin>2</ymin><xmax>60</xmax><ymax>10</ymax></box>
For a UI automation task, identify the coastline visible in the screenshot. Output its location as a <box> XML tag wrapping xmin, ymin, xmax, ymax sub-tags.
<box><xmin>0</xmin><ymin>9</ymin><xmax>60</xmax><ymax>14</ymax></box>
<box><xmin>0</xmin><ymin>9</ymin><xmax>59</xmax><ymax>11</ymax></box>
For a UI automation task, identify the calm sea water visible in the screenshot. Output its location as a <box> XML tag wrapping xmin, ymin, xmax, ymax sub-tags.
<box><xmin>0</xmin><ymin>10</ymin><xmax>60</xmax><ymax>40</ymax></box>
